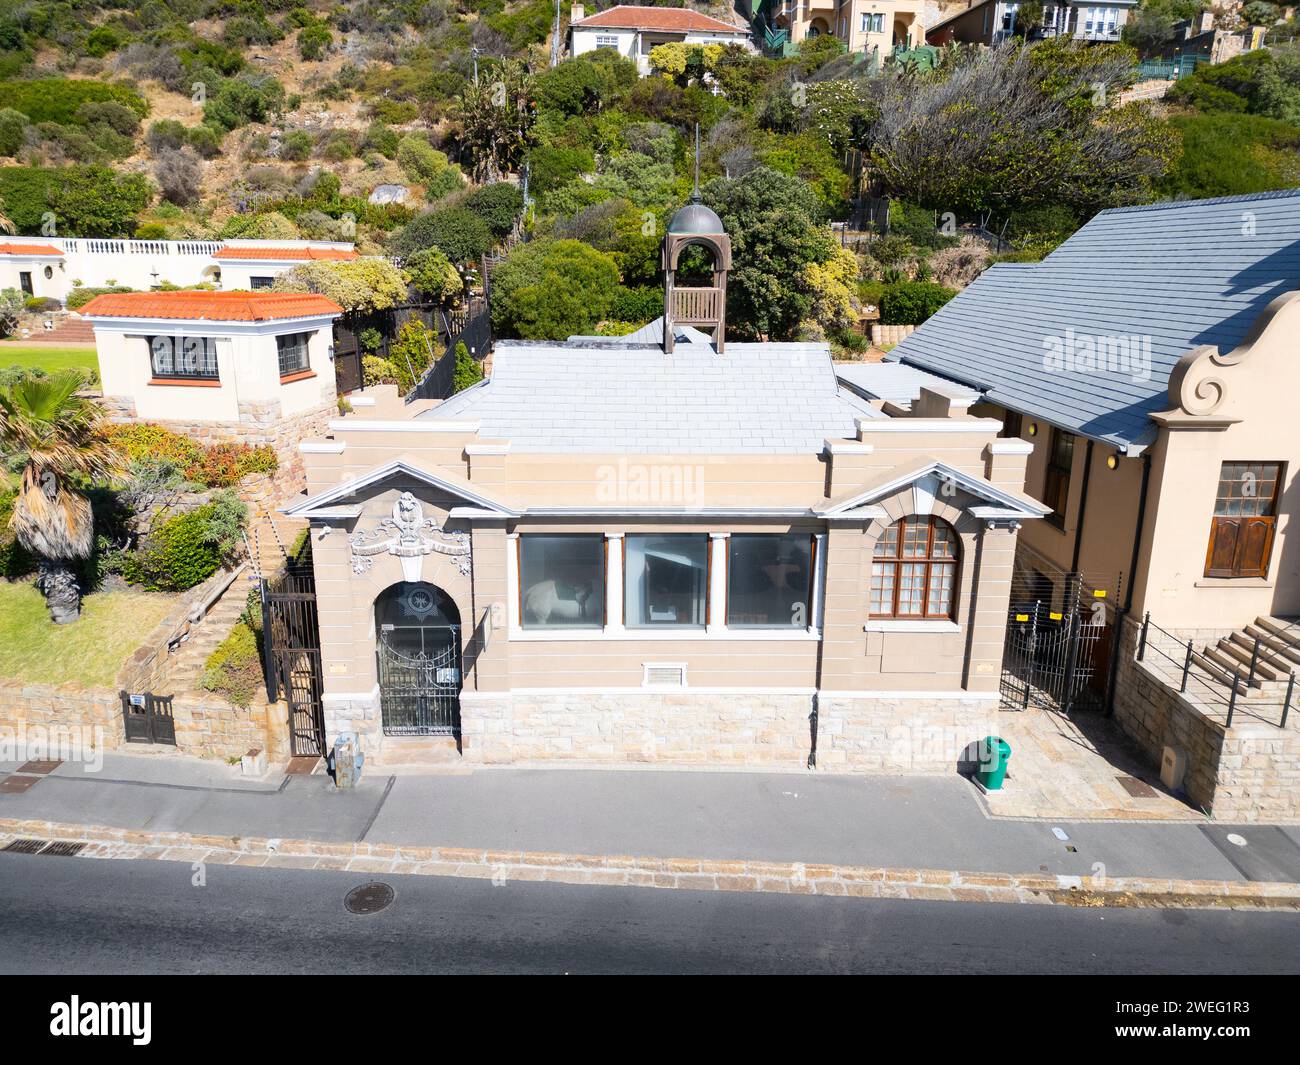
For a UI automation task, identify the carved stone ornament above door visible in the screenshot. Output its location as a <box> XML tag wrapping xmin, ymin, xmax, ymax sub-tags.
<box><xmin>349</xmin><ymin>491</ymin><xmax>471</xmax><ymax>581</ymax></box>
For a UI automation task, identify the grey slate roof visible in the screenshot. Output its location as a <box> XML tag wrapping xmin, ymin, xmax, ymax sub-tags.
<box><xmin>835</xmin><ymin>362</ymin><xmax>978</xmax><ymax>406</ymax></box>
<box><xmin>888</xmin><ymin>189</ymin><xmax>1300</xmax><ymax>451</ymax></box>
<box><xmin>421</xmin><ymin>339</ymin><xmax>883</xmax><ymax>453</ymax></box>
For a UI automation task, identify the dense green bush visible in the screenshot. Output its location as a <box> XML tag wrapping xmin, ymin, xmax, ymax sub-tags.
<box><xmin>298</xmin><ymin>22</ymin><xmax>333</xmax><ymax>61</ymax></box>
<box><xmin>395</xmin><ymin>135</ymin><xmax>463</xmax><ymax>198</ymax></box>
<box><xmin>0</xmin><ymin>165</ymin><xmax>152</xmax><ymax>237</ymax></box>
<box><xmin>66</xmin><ymin>285</ymin><xmax>134</xmax><ymax>309</ymax></box>
<box><xmin>462</xmin><ymin>181</ymin><xmax>524</xmax><ymax>237</ymax></box>
<box><xmin>200</xmin><ymin>619</ymin><xmax>263</xmax><ymax>707</ymax></box>
<box><xmin>0</xmin><ymin>107</ymin><xmax>26</xmax><ymax>156</ymax></box>
<box><xmin>1158</xmin><ymin>112</ymin><xmax>1300</xmax><ymax>199</ymax></box>
<box><xmin>527</xmin><ymin>144</ymin><xmax>595</xmax><ymax>194</ymax></box>
<box><xmin>391</xmin><ymin>206</ymin><xmax>494</xmax><ymax>262</ymax></box>
<box><xmin>122</xmin><ymin>493</ymin><xmax>248</xmax><ymax>592</ymax></box>
<box><xmin>451</xmin><ymin>340</ymin><xmax>482</xmax><ymax>394</ymax></box>
<box><xmin>0</xmin><ymin>79</ymin><xmax>148</xmax><ymax>125</ymax></box>
<box><xmin>103</xmin><ymin>423</ymin><xmax>276</xmax><ymax>487</ymax></box>
<box><xmin>204</xmin><ymin>74</ymin><xmax>286</xmax><ymax>131</ymax></box>
<box><xmin>490</xmin><ymin>239</ymin><xmax>620</xmax><ymax>340</ymax></box>
<box><xmin>879</xmin><ymin>281</ymin><xmax>958</xmax><ymax>325</ymax></box>
<box><xmin>609</xmin><ymin>285</ymin><xmax>662</xmax><ymax>325</ymax></box>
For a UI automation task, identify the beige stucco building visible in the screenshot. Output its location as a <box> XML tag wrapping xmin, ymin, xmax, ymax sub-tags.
<box><xmin>285</xmin><ymin>204</ymin><xmax>1047</xmax><ymax>770</ymax></box>
<box><xmin>81</xmin><ymin>290</ymin><xmax>343</xmax><ymax>487</ymax></box>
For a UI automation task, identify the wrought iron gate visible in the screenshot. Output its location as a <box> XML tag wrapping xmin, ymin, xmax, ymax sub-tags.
<box><xmin>262</xmin><ymin>560</ymin><xmax>326</xmax><ymax>757</ymax></box>
<box><xmin>120</xmin><ymin>692</ymin><xmax>176</xmax><ymax>745</ymax></box>
<box><xmin>1000</xmin><ymin>569</ymin><xmax>1121</xmax><ymax>714</ymax></box>
<box><xmin>377</xmin><ymin>625</ymin><xmax>462</xmax><ymax>736</ymax></box>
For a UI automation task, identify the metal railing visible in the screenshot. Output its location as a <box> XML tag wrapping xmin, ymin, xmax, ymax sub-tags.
<box><xmin>1137</xmin><ymin>613</ymin><xmax>1294</xmax><ymax>729</ymax></box>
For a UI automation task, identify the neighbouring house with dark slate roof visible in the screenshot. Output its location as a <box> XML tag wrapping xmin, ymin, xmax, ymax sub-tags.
<box><xmin>888</xmin><ymin>188</ymin><xmax>1300</xmax><ymax>680</ymax></box>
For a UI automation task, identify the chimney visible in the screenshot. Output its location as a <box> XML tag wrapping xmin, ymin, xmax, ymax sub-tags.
<box><xmin>912</xmin><ymin>385</ymin><xmax>975</xmax><ymax>420</ymax></box>
<box><xmin>571</xmin><ymin>3</ymin><xmax>585</xmax><ymax>21</ymax></box>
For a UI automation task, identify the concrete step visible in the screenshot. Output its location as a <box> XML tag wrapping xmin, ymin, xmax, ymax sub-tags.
<box><xmin>1256</xmin><ymin>616</ymin><xmax>1300</xmax><ymax>649</ymax></box>
<box><xmin>1243</xmin><ymin>624</ymin><xmax>1300</xmax><ymax>667</ymax></box>
<box><xmin>1220</xmin><ymin>635</ymin><xmax>1286</xmax><ymax>682</ymax></box>
<box><xmin>1203</xmin><ymin>647</ymin><xmax>1263</xmax><ymax>688</ymax></box>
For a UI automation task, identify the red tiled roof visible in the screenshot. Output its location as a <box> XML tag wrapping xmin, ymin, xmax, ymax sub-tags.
<box><xmin>0</xmin><ymin>242</ymin><xmax>63</xmax><ymax>257</ymax></box>
<box><xmin>213</xmin><ymin>245</ymin><xmax>359</xmax><ymax>261</ymax></box>
<box><xmin>574</xmin><ymin>5</ymin><xmax>745</xmax><ymax>33</ymax></box>
<box><xmin>79</xmin><ymin>291</ymin><xmax>343</xmax><ymax>321</ymax></box>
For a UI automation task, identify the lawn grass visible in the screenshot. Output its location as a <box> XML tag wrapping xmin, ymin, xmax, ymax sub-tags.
<box><xmin>0</xmin><ymin>580</ymin><xmax>174</xmax><ymax>687</ymax></box>
<box><xmin>0</xmin><ymin>343</ymin><xmax>101</xmax><ymax>378</ymax></box>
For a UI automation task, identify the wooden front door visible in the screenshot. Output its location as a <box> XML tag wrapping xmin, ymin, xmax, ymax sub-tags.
<box><xmin>1204</xmin><ymin>462</ymin><xmax>1282</xmax><ymax>579</ymax></box>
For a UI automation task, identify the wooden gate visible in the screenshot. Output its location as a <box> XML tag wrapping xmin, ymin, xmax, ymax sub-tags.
<box><xmin>261</xmin><ymin>559</ymin><xmax>326</xmax><ymax>757</ymax></box>
<box><xmin>120</xmin><ymin>692</ymin><xmax>176</xmax><ymax>746</ymax></box>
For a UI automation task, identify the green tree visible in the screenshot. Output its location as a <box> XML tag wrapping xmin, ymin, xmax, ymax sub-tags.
<box><xmin>0</xmin><ymin>373</ymin><xmax>120</xmax><ymax>621</ymax></box>
<box><xmin>701</xmin><ymin>167</ymin><xmax>837</xmax><ymax>341</ymax></box>
<box><xmin>451</xmin><ymin>341</ymin><xmax>483</xmax><ymax>393</ymax></box>
<box><xmin>272</xmin><ymin>258</ymin><xmax>410</xmax><ymax>312</ymax></box>
<box><xmin>457</xmin><ymin>59</ymin><xmax>535</xmax><ymax>181</ymax></box>
<box><xmin>390</xmin><ymin>206</ymin><xmax>495</xmax><ymax>263</ymax></box>
<box><xmin>403</xmin><ymin>246</ymin><xmax>462</xmax><ymax>303</ymax></box>
<box><xmin>490</xmin><ymin>239</ymin><xmax>620</xmax><ymax>340</ymax></box>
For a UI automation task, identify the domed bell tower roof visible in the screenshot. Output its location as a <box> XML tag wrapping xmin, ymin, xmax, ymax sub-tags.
<box><xmin>667</xmin><ymin>199</ymin><xmax>725</xmax><ymax>236</ymax></box>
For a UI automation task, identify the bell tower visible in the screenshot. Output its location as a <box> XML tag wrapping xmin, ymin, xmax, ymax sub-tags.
<box><xmin>662</xmin><ymin>129</ymin><xmax>731</xmax><ymax>354</ymax></box>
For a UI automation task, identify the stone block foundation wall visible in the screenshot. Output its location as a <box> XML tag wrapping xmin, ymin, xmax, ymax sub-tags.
<box><xmin>1111</xmin><ymin>618</ymin><xmax>1300</xmax><ymax>821</ymax></box>
<box><xmin>0</xmin><ymin>681</ymin><xmax>283</xmax><ymax>764</ymax></box>
<box><xmin>457</xmin><ymin>690</ymin><xmax>1003</xmax><ymax>771</ymax></box>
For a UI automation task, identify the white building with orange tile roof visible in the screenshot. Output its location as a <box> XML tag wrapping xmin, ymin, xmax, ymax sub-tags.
<box><xmin>0</xmin><ymin>238</ymin><xmax>356</xmax><ymax>307</ymax></box>
<box><xmin>569</xmin><ymin>4</ymin><xmax>756</xmax><ymax>74</ymax></box>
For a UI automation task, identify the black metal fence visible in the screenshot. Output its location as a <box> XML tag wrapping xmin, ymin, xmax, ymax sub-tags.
<box><xmin>260</xmin><ymin>543</ymin><xmax>325</xmax><ymax>757</ymax></box>
<box><xmin>406</xmin><ymin>297</ymin><xmax>490</xmax><ymax>403</ymax></box>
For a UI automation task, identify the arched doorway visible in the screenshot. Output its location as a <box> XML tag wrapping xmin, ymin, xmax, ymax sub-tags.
<box><xmin>375</xmin><ymin>582</ymin><xmax>462</xmax><ymax>736</ymax></box>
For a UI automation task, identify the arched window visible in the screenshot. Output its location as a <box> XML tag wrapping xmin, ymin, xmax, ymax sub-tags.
<box><xmin>870</xmin><ymin>517</ymin><xmax>960</xmax><ymax>619</ymax></box>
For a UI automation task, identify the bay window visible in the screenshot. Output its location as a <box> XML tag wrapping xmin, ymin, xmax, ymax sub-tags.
<box><xmin>870</xmin><ymin>517</ymin><xmax>959</xmax><ymax>620</ymax></box>
<box><xmin>519</xmin><ymin>535</ymin><xmax>605</xmax><ymax>629</ymax></box>
<box><xmin>625</xmin><ymin>534</ymin><xmax>707</xmax><ymax>629</ymax></box>
<box><xmin>727</xmin><ymin>534</ymin><xmax>813</xmax><ymax>628</ymax></box>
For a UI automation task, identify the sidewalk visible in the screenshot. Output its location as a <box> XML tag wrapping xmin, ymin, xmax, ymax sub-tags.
<box><xmin>4</xmin><ymin>751</ymin><xmax>1300</xmax><ymax>886</ymax></box>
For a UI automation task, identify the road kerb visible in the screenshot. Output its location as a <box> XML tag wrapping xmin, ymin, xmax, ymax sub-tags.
<box><xmin>1</xmin><ymin>817</ymin><xmax>1296</xmax><ymax>910</ymax></box>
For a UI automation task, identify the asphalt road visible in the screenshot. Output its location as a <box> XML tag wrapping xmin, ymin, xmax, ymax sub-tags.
<box><xmin>2</xmin><ymin>853</ymin><xmax>1298</xmax><ymax>975</ymax></box>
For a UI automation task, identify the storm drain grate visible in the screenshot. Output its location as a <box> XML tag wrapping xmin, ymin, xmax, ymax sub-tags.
<box><xmin>1116</xmin><ymin>775</ymin><xmax>1159</xmax><ymax>799</ymax></box>
<box><xmin>345</xmin><ymin>882</ymin><xmax>395</xmax><ymax>915</ymax></box>
<box><xmin>2</xmin><ymin>838</ymin><xmax>50</xmax><ymax>854</ymax></box>
<box><xmin>41</xmin><ymin>841</ymin><xmax>86</xmax><ymax>857</ymax></box>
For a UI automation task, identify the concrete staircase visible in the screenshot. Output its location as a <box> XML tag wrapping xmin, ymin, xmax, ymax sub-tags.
<box><xmin>1191</xmin><ymin>616</ymin><xmax>1300</xmax><ymax>699</ymax></box>
<box><xmin>23</xmin><ymin>315</ymin><xmax>96</xmax><ymax>344</ymax></box>
<box><xmin>161</xmin><ymin>580</ymin><xmax>253</xmax><ymax>695</ymax></box>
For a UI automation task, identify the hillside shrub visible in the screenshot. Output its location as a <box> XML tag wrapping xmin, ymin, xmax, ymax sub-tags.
<box><xmin>102</xmin><ymin>423</ymin><xmax>276</xmax><ymax>487</ymax></box>
<box><xmin>451</xmin><ymin>340</ymin><xmax>482</xmax><ymax>393</ymax></box>
<box><xmin>200</xmin><ymin>619</ymin><xmax>263</xmax><ymax>706</ymax></box>
<box><xmin>879</xmin><ymin>281</ymin><xmax>958</xmax><ymax>325</ymax></box>
<box><xmin>390</xmin><ymin>206</ymin><xmax>494</xmax><ymax>262</ymax></box>
<box><xmin>0</xmin><ymin>79</ymin><xmax>148</xmax><ymax>125</ymax></box>
<box><xmin>463</xmin><ymin>181</ymin><xmax>524</xmax><ymax>237</ymax></box>
<box><xmin>490</xmin><ymin>239</ymin><xmax>620</xmax><ymax>340</ymax></box>
<box><xmin>395</xmin><ymin>135</ymin><xmax>463</xmax><ymax>198</ymax></box>
<box><xmin>122</xmin><ymin>493</ymin><xmax>247</xmax><ymax>592</ymax></box>
<box><xmin>0</xmin><ymin>164</ymin><xmax>151</xmax><ymax>237</ymax></box>
<box><xmin>609</xmin><ymin>285</ymin><xmax>662</xmax><ymax>325</ymax></box>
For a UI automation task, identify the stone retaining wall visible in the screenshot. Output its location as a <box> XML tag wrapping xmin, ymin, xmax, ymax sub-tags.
<box><xmin>1112</xmin><ymin>617</ymin><xmax>1300</xmax><ymax>821</ymax></box>
<box><xmin>0</xmin><ymin>680</ymin><xmax>282</xmax><ymax>763</ymax></box>
<box><xmin>457</xmin><ymin>690</ymin><xmax>1001</xmax><ymax>771</ymax></box>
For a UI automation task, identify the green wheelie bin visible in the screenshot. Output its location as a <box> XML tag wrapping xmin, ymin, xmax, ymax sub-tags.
<box><xmin>975</xmin><ymin>736</ymin><xmax>1011</xmax><ymax>790</ymax></box>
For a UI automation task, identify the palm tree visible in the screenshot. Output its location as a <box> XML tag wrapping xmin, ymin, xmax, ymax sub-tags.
<box><xmin>0</xmin><ymin>374</ymin><xmax>120</xmax><ymax>623</ymax></box>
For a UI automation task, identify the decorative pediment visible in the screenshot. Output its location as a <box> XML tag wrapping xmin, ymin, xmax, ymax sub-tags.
<box><xmin>282</xmin><ymin>458</ymin><xmax>519</xmax><ymax>520</ymax></box>
<box><xmin>817</xmin><ymin>461</ymin><xmax>1049</xmax><ymax>528</ymax></box>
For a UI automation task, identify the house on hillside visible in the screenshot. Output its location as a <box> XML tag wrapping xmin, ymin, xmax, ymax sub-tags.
<box><xmin>568</xmin><ymin>4</ymin><xmax>756</xmax><ymax>74</ymax></box>
<box><xmin>0</xmin><ymin>238</ymin><xmax>357</xmax><ymax>307</ymax></box>
<box><xmin>282</xmin><ymin>197</ymin><xmax>1049</xmax><ymax>771</ymax></box>
<box><xmin>757</xmin><ymin>0</ymin><xmax>928</xmax><ymax>54</ymax></box>
<box><xmin>925</xmin><ymin>0</ymin><xmax>1137</xmax><ymax>44</ymax></box>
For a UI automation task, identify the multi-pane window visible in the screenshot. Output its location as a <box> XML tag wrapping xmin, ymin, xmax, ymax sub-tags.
<box><xmin>595</xmin><ymin>34</ymin><xmax>619</xmax><ymax>48</ymax></box>
<box><xmin>250</xmin><ymin>276</ymin><xmax>275</xmax><ymax>290</ymax></box>
<box><xmin>860</xmin><ymin>12</ymin><xmax>884</xmax><ymax>32</ymax></box>
<box><xmin>1042</xmin><ymin>427</ymin><xmax>1074</xmax><ymax>528</ymax></box>
<box><xmin>870</xmin><ymin>517</ymin><xmax>959</xmax><ymax>619</ymax></box>
<box><xmin>519</xmin><ymin>535</ymin><xmax>605</xmax><ymax>629</ymax></box>
<box><xmin>149</xmin><ymin>335</ymin><xmax>219</xmax><ymax>380</ymax></box>
<box><xmin>1204</xmin><ymin>462</ymin><xmax>1283</xmax><ymax>579</ymax></box>
<box><xmin>276</xmin><ymin>332</ymin><xmax>311</xmax><ymax>376</ymax></box>
<box><xmin>625</xmin><ymin>534</ymin><xmax>707</xmax><ymax>628</ymax></box>
<box><xmin>727</xmin><ymin>534</ymin><xmax>814</xmax><ymax>628</ymax></box>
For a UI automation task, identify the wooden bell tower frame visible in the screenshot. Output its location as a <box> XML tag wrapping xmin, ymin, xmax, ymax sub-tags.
<box><xmin>662</xmin><ymin>222</ymin><xmax>731</xmax><ymax>354</ymax></box>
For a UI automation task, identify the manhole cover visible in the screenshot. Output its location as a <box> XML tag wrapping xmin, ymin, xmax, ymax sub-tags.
<box><xmin>345</xmin><ymin>882</ymin><xmax>394</xmax><ymax>914</ymax></box>
<box><xmin>17</xmin><ymin>759</ymin><xmax>62</xmax><ymax>775</ymax></box>
<box><xmin>1116</xmin><ymin>775</ymin><xmax>1159</xmax><ymax>799</ymax></box>
<box><xmin>1226</xmin><ymin>833</ymin><xmax>1248</xmax><ymax>847</ymax></box>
